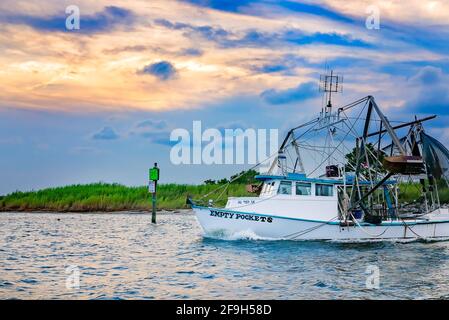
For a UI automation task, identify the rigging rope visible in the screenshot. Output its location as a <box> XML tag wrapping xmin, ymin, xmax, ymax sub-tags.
<box><xmin>348</xmin><ymin>212</ymin><xmax>390</xmax><ymax>238</ymax></box>
<box><xmin>306</xmin><ymin>100</ymin><xmax>369</xmax><ymax>177</ymax></box>
<box><xmin>282</xmin><ymin>215</ymin><xmax>339</xmax><ymax>240</ymax></box>
<box><xmin>197</xmin><ymin>151</ymin><xmax>278</xmax><ymax>201</ymax></box>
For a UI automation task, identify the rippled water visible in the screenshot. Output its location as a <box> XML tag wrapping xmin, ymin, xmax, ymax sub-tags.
<box><xmin>1</xmin><ymin>211</ymin><xmax>449</xmax><ymax>300</ymax></box>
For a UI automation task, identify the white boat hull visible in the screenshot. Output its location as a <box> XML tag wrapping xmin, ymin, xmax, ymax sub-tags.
<box><xmin>192</xmin><ymin>205</ymin><xmax>449</xmax><ymax>241</ymax></box>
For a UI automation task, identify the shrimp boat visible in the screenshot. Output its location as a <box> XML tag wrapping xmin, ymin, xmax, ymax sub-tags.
<box><xmin>189</xmin><ymin>72</ymin><xmax>449</xmax><ymax>241</ymax></box>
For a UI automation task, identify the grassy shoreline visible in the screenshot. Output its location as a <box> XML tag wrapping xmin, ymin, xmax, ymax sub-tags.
<box><xmin>0</xmin><ymin>183</ymin><xmax>253</xmax><ymax>212</ymax></box>
<box><xmin>1</xmin><ymin>181</ymin><xmax>448</xmax><ymax>213</ymax></box>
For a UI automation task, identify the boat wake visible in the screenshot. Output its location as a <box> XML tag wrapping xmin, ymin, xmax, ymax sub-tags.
<box><xmin>203</xmin><ymin>229</ymin><xmax>280</xmax><ymax>241</ymax></box>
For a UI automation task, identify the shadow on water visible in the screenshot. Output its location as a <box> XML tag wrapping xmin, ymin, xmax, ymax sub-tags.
<box><xmin>201</xmin><ymin>236</ymin><xmax>399</xmax><ymax>253</ymax></box>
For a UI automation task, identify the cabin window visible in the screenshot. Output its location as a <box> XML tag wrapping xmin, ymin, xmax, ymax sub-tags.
<box><xmin>278</xmin><ymin>181</ymin><xmax>292</xmax><ymax>195</ymax></box>
<box><xmin>263</xmin><ymin>183</ymin><xmax>269</xmax><ymax>194</ymax></box>
<box><xmin>262</xmin><ymin>181</ymin><xmax>276</xmax><ymax>195</ymax></box>
<box><xmin>295</xmin><ymin>182</ymin><xmax>311</xmax><ymax>196</ymax></box>
<box><xmin>315</xmin><ymin>184</ymin><xmax>334</xmax><ymax>197</ymax></box>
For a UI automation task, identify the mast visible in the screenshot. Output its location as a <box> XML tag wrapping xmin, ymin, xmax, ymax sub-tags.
<box><xmin>268</xmin><ymin>70</ymin><xmax>344</xmax><ymax>176</ymax></box>
<box><xmin>319</xmin><ymin>70</ymin><xmax>343</xmax><ymax>168</ymax></box>
<box><xmin>319</xmin><ymin>69</ymin><xmax>343</xmax><ymax>119</ymax></box>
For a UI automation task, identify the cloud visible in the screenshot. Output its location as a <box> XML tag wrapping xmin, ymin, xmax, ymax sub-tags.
<box><xmin>251</xmin><ymin>55</ymin><xmax>308</xmax><ymax>75</ymax></box>
<box><xmin>180</xmin><ymin>0</ymin><xmax>255</xmax><ymax>12</ymax></box>
<box><xmin>103</xmin><ymin>45</ymin><xmax>150</xmax><ymax>55</ymax></box>
<box><xmin>252</xmin><ymin>64</ymin><xmax>292</xmax><ymax>76</ymax></box>
<box><xmin>379</xmin><ymin>60</ymin><xmax>449</xmax><ymax>78</ymax></box>
<box><xmin>138</xmin><ymin>131</ymin><xmax>174</xmax><ymax>146</ymax></box>
<box><xmin>0</xmin><ymin>0</ymin><xmax>445</xmax><ymax>115</ymax></box>
<box><xmin>283</xmin><ymin>31</ymin><xmax>371</xmax><ymax>48</ymax></box>
<box><xmin>136</xmin><ymin>120</ymin><xmax>168</xmax><ymax>130</ymax></box>
<box><xmin>2</xmin><ymin>6</ymin><xmax>136</xmax><ymax>33</ymax></box>
<box><xmin>272</xmin><ymin>1</ymin><xmax>356</xmax><ymax>23</ymax></box>
<box><xmin>260</xmin><ymin>82</ymin><xmax>319</xmax><ymax>105</ymax></box>
<box><xmin>139</xmin><ymin>61</ymin><xmax>177</xmax><ymax>80</ymax></box>
<box><xmin>222</xmin><ymin>29</ymin><xmax>372</xmax><ymax>49</ymax></box>
<box><xmin>261</xmin><ymin>63</ymin><xmax>291</xmax><ymax>73</ymax></box>
<box><xmin>179</xmin><ymin>48</ymin><xmax>204</xmax><ymax>56</ymax></box>
<box><xmin>130</xmin><ymin>120</ymin><xmax>173</xmax><ymax>146</ymax></box>
<box><xmin>410</xmin><ymin>66</ymin><xmax>444</xmax><ymax>85</ymax></box>
<box><xmin>154</xmin><ymin>18</ymin><xmax>230</xmax><ymax>42</ymax></box>
<box><xmin>153</xmin><ymin>18</ymin><xmax>185</xmax><ymax>29</ymax></box>
<box><xmin>180</xmin><ymin>0</ymin><xmax>355</xmax><ymax>24</ymax></box>
<box><xmin>104</xmin><ymin>45</ymin><xmax>203</xmax><ymax>57</ymax></box>
<box><xmin>381</xmin><ymin>23</ymin><xmax>449</xmax><ymax>55</ymax></box>
<box><xmin>406</xmin><ymin>66</ymin><xmax>449</xmax><ymax>115</ymax></box>
<box><xmin>92</xmin><ymin>127</ymin><xmax>119</xmax><ymax>140</ymax></box>
<box><xmin>154</xmin><ymin>18</ymin><xmax>371</xmax><ymax>49</ymax></box>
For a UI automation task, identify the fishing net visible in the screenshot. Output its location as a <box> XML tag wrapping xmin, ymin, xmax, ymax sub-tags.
<box><xmin>421</xmin><ymin>132</ymin><xmax>449</xmax><ymax>187</ymax></box>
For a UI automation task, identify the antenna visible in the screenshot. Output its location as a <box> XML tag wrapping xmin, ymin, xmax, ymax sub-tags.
<box><xmin>319</xmin><ymin>70</ymin><xmax>343</xmax><ymax>115</ymax></box>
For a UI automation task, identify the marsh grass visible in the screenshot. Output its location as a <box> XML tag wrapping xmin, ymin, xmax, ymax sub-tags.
<box><xmin>0</xmin><ymin>183</ymin><xmax>252</xmax><ymax>212</ymax></box>
<box><xmin>398</xmin><ymin>182</ymin><xmax>449</xmax><ymax>204</ymax></box>
<box><xmin>1</xmin><ymin>181</ymin><xmax>448</xmax><ymax>213</ymax></box>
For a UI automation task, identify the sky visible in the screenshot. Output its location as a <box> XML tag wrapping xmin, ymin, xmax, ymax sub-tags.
<box><xmin>1</xmin><ymin>0</ymin><xmax>449</xmax><ymax>194</ymax></box>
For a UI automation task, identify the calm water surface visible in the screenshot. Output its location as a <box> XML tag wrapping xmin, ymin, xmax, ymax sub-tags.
<box><xmin>1</xmin><ymin>211</ymin><xmax>449</xmax><ymax>299</ymax></box>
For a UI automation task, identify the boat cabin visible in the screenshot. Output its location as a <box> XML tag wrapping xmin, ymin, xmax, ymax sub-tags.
<box><xmin>258</xmin><ymin>175</ymin><xmax>336</xmax><ymax>198</ymax></box>
<box><xmin>225</xmin><ymin>173</ymin><xmax>341</xmax><ymax>221</ymax></box>
<box><xmin>225</xmin><ymin>173</ymin><xmax>398</xmax><ymax>222</ymax></box>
